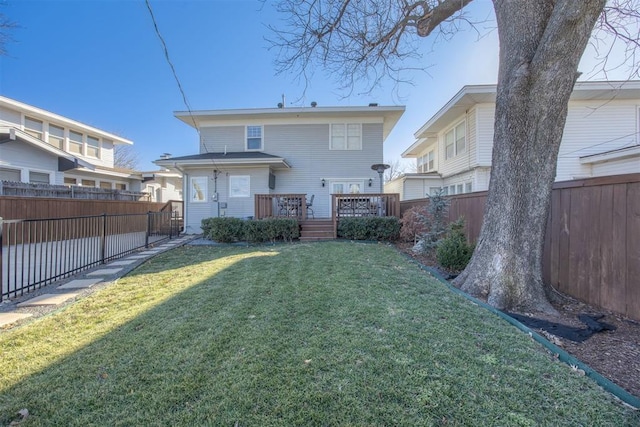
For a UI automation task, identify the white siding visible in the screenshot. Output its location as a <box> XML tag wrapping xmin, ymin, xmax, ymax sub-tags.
<box><xmin>592</xmin><ymin>157</ymin><xmax>640</xmax><ymax>176</ymax></box>
<box><xmin>475</xmin><ymin>104</ymin><xmax>495</xmax><ymax>166</ymax></box>
<box><xmin>467</xmin><ymin>106</ymin><xmax>478</xmax><ymax>168</ymax></box>
<box><xmin>442</xmin><ymin>171</ymin><xmax>475</xmax><ymax>194</ymax></box>
<box><xmin>473</xmin><ymin>167</ymin><xmax>492</xmax><ymax>192</ymax></box>
<box><xmin>403</xmin><ymin>178</ymin><xmax>444</xmax><ymax>200</ymax></box>
<box><xmin>0</xmin><ymin>106</ymin><xmax>21</xmax><ymax>126</ymax></box>
<box><xmin>439</xmin><ymin>113</ymin><xmax>474</xmax><ymax>178</ymax></box>
<box><xmin>0</xmin><ymin>140</ymin><xmax>63</xmax><ymax>184</ymax></box>
<box><xmin>556</xmin><ymin>100</ymin><xmax>638</xmax><ymax>181</ymax></box>
<box><xmin>384</xmin><ymin>177</ymin><xmax>403</xmax><ymax>197</ymax></box>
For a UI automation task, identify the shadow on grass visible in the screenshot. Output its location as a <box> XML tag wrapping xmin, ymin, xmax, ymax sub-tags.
<box><xmin>0</xmin><ymin>242</ymin><xmax>638</xmax><ymax>426</ymax></box>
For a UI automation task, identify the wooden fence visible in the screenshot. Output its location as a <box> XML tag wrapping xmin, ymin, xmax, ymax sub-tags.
<box><xmin>0</xmin><ymin>181</ymin><xmax>150</xmax><ymax>201</ymax></box>
<box><xmin>400</xmin><ymin>173</ymin><xmax>640</xmax><ymax>321</ymax></box>
<box><xmin>0</xmin><ymin>196</ymin><xmax>166</xmax><ymax>221</ymax></box>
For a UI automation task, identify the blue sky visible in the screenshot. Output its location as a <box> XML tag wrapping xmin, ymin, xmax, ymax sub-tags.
<box><xmin>0</xmin><ymin>0</ymin><xmax>627</xmax><ymax>171</ymax></box>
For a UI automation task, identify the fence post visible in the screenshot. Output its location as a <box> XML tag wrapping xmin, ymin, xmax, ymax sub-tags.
<box><xmin>169</xmin><ymin>211</ymin><xmax>174</xmax><ymax>239</ymax></box>
<box><xmin>145</xmin><ymin>211</ymin><xmax>151</xmax><ymax>249</ymax></box>
<box><xmin>100</xmin><ymin>213</ymin><xmax>107</xmax><ymax>264</ymax></box>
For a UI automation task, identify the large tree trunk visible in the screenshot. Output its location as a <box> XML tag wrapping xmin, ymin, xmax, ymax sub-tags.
<box><xmin>453</xmin><ymin>0</ymin><xmax>606</xmax><ymax>313</ymax></box>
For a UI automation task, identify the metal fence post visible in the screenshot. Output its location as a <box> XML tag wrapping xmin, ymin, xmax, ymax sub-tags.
<box><xmin>145</xmin><ymin>211</ymin><xmax>151</xmax><ymax>249</ymax></box>
<box><xmin>100</xmin><ymin>213</ymin><xmax>107</xmax><ymax>264</ymax></box>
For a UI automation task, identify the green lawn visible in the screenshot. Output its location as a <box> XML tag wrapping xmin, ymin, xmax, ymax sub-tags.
<box><xmin>0</xmin><ymin>242</ymin><xmax>637</xmax><ymax>426</ymax></box>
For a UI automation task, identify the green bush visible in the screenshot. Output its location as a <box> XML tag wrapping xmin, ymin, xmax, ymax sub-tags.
<box><xmin>201</xmin><ymin>217</ymin><xmax>245</xmax><ymax>243</ymax></box>
<box><xmin>436</xmin><ymin>218</ymin><xmax>474</xmax><ymax>272</ymax></box>
<box><xmin>201</xmin><ymin>217</ymin><xmax>299</xmax><ymax>243</ymax></box>
<box><xmin>244</xmin><ymin>218</ymin><xmax>299</xmax><ymax>243</ymax></box>
<box><xmin>337</xmin><ymin>217</ymin><xmax>401</xmax><ymax>241</ymax></box>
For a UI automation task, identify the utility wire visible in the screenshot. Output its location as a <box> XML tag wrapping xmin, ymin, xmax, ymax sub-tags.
<box><xmin>558</xmin><ymin>131</ymin><xmax>639</xmax><ymax>157</ymax></box>
<box><xmin>145</xmin><ymin>0</ymin><xmax>213</xmax><ymax>156</ymax></box>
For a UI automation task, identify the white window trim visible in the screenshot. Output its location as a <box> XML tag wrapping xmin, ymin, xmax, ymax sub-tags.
<box><xmin>444</xmin><ymin>120</ymin><xmax>466</xmax><ymax>160</ymax></box>
<box><xmin>245</xmin><ymin>125</ymin><xmax>263</xmax><ymax>151</ymax></box>
<box><xmin>229</xmin><ymin>175</ymin><xmax>251</xmax><ymax>198</ymax></box>
<box><xmin>329</xmin><ymin>123</ymin><xmax>363</xmax><ymax>150</ymax></box>
<box><xmin>190</xmin><ymin>176</ymin><xmax>208</xmax><ymax>203</ymax></box>
<box><xmin>329</xmin><ymin>179</ymin><xmax>366</xmax><ymax>194</ymax></box>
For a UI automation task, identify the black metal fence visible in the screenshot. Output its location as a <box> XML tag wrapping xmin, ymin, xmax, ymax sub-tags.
<box><xmin>1</xmin><ymin>211</ymin><xmax>181</xmax><ymax>302</ymax></box>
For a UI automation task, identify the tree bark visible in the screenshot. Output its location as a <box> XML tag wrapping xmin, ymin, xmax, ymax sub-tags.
<box><xmin>453</xmin><ymin>0</ymin><xmax>606</xmax><ymax>313</ymax></box>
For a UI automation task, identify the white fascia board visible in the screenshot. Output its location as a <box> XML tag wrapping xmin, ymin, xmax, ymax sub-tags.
<box><xmin>579</xmin><ymin>145</ymin><xmax>640</xmax><ymax>164</ymax></box>
<box><xmin>155</xmin><ymin>158</ymin><xmax>291</xmax><ymax>169</ymax></box>
<box><xmin>413</xmin><ymin>85</ymin><xmax>496</xmax><ymax>139</ymax></box>
<box><xmin>0</xmin><ymin>126</ymin><xmax>96</xmax><ymax>170</ymax></box>
<box><xmin>0</xmin><ymin>96</ymin><xmax>133</xmax><ymax>145</ymax></box>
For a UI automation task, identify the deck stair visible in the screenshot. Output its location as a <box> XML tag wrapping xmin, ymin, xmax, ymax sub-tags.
<box><xmin>299</xmin><ymin>219</ymin><xmax>334</xmax><ymax>241</ymax></box>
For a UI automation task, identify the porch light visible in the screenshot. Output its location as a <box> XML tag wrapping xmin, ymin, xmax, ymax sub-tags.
<box><xmin>368</xmin><ymin>178</ymin><xmax>373</xmax><ymax>187</ymax></box>
<box><xmin>321</xmin><ymin>178</ymin><xmax>325</xmax><ymax>187</ymax></box>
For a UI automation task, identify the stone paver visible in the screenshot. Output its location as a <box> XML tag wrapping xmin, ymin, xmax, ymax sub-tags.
<box><xmin>139</xmin><ymin>250</ymin><xmax>160</xmax><ymax>255</ymax></box>
<box><xmin>17</xmin><ymin>293</ymin><xmax>79</xmax><ymax>307</ymax></box>
<box><xmin>126</xmin><ymin>255</ymin><xmax>148</xmax><ymax>260</ymax></box>
<box><xmin>0</xmin><ymin>312</ymin><xmax>33</xmax><ymax>327</ymax></box>
<box><xmin>57</xmin><ymin>278</ymin><xmax>103</xmax><ymax>290</ymax></box>
<box><xmin>87</xmin><ymin>268</ymin><xmax>123</xmax><ymax>276</ymax></box>
<box><xmin>108</xmin><ymin>259</ymin><xmax>137</xmax><ymax>266</ymax></box>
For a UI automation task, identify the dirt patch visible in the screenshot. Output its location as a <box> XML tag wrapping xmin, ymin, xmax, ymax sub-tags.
<box><xmin>397</xmin><ymin>242</ymin><xmax>640</xmax><ymax>399</ymax></box>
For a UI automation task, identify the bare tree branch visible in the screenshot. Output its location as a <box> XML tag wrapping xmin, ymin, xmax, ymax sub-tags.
<box><xmin>0</xmin><ymin>11</ymin><xmax>18</xmax><ymax>56</ymax></box>
<box><xmin>114</xmin><ymin>145</ymin><xmax>141</xmax><ymax>170</ymax></box>
<box><xmin>267</xmin><ymin>0</ymin><xmax>476</xmax><ymax>94</ymax></box>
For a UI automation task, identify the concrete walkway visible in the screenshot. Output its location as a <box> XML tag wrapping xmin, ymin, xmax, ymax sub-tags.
<box><xmin>0</xmin><ymin>235</ymin><xmax>198</xmax><ymax>329</ymax></box>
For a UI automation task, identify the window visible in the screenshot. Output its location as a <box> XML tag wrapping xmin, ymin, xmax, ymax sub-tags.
<box><xmin>69</xmin><ymin>131</ymin><xmax>83</xmax><ymax>154</ymax></box>
<box><xmin>429</xmin><ymin>187</ymin><xmax>441</xmax><ymax>196</ymax></box>
<box><xmin>449</xmin><ymin>185</ymin><xmax>456</xmax><ymax>195</ymax></box>
<box><xmin>48</xmin><ymin>125</ymin><xmax>65</xmax><ymax>149</ymax></box>
<box><xmin>331</xmin><ymin>180</ymin><xmax>362</xmax><ymax>194</ymax></box>
<box><xmin>229</xmin><ymin>175</ymin><xmax>250</xmax><ymax>197</ymax></box>
<box><xmin>24</xmin><ymin>117</ymin><xmax>44</xmax><ymax>140</ymax></box>
<box><xmin>190</xmin><ymin>177</ymin><xmax>207</xmax><ymax>202</ymax></box>
<box><xmin>419</xmin><ymin>150</ymin><xmax>435</xmax><ymax>172</ymax></box>
<box><xmin>29</xmin><ymin>171</ymin><xmax>49</xmax><ymax>184</ymax></box>
<box><xmin>330</xmin><ymin>124</ymin><xmax>362</xmax><ymax>150</ymax></box>
<box><xmin>457</xmin><ymin>184</ymin><xmax>463</xmax><ymax>194</ymax></box>
<box><xmin>64</xmin><ymin>177</ymin><xmax>77</xmax><ymax>186</ymax></box>
<box><xmin>81</xmin><ymin>179</ymin><xmax>96</xmax><ymax>187</ymax></box>
<box><xmin>87</xmin><ymin>135</ymin><xmax>100</xmax><ymax>157</ymax></box>
<box><xmin>465</xmin><ymin>182</ymin><xmax>472</xmax><ymax>193</ymax></box>
<box><xmin>115</xmin><ymin>183</ymin><xmax>127</xmax><ymax>190</ymax></box>
<box><xmin>100</xmin><ymin>182</ymin><xmax>112</xmax><ymax>189</ymax></box>
<box><xmin>246</xmin><ymin>126</ymin><xmax>263</xmax><ymax>150</ymax></box>
<box><xmin>0</xmin><ymin>167</ymin><xmax>21</xmax><ymax>182</ymax></box>
<box><xmin>444</xmin><ymin>120</ymin><xmax>466</xmax><ymax>160</ymax></box>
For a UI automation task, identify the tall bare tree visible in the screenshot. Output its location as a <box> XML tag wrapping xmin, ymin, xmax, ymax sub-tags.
<box><xmin>270</xmin><ymin>0</ymin><xmax>640</xmax><ymax>312</ymax></box>
<box><xmin>114</xmin><ymin>145</ymin><xmax>141</xmax><ymax>170</ymax></box>
<box><xmin>0</xmin><ymin>11</ymin><xmax>18</xmax><ymax>56</ymax></box>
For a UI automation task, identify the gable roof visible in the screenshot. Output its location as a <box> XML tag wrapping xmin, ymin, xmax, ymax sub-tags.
<box><xmin>174</xmin><ymin>105</ymin><xmax>405</xmax><ymax>141</ymax></box>
<box><xmin>403</xmin><ymin>80</ymin><xmax>640</xmax><ymax>157</ymax></box>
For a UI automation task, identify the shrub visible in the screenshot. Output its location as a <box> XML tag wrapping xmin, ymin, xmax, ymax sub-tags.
<box><xmin>414</xmin><ymin>190</ymin><xmax>450</xmax><ymax>254</ymax></box>
<box><xmin>201</xmin><ymin>217</ymin><xmax>299</xmax><ymax>243</ymax></box>
<box><xmin>201</xmin><ymin>217</ymin><xmax>245</xmax><ymax>243</ymax></box>
<box><xmin>400</xmin><ymin>205</ymin><xmax>429</xmax><ymax>243</ymax></box>
<box><xmin>337</xmin><ymin>216</ymin><xmax>401</xmax><ymax>241</ymax></box>
<box><xmin>436</xmin><ymin>218</ymin><xmax>474</xmax><ymax>272</ymax></box>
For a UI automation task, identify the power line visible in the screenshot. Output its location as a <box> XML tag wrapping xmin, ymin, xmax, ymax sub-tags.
<box><xmin>558</xmin><ymin>131</ymin><xmax>639</xmax><ymax>157</ymax></box>
<box><xmin>145</xmin><ymin>0</ymin><xmax>211</xmax><ymax>155</ymax></box>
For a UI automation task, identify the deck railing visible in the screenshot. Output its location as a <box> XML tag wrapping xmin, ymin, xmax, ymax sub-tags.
<box><xmin>0</xmin><ymin>211</ymin><xmax>181</xmax><ymax>302</ymax></box>
<box><xmin>255</xmin><ymin>194</ymin><xmax>308</xmax><ymax>220</ymax></box>
<box><xmin>331</xmin><ymin>193</ymin><xmax>400</xmax><ymax>237</ymax></box>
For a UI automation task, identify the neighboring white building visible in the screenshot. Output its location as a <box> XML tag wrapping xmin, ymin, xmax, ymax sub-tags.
<box><xmin>0</xmin><ymin>96</ymin><xmax>143</xmax><ymax>191</ymax></box>
<box><xmin>155</xmin><ymin>104</ymin><xmax>405</xmax><ymax>233</ymax></box>
<box><xmin>142</xmin><ymin>169</ymin><xmax>183</xmax><ymax>203</ymax></box>
<box><xmin>389</xmin><ymin>81</ymin><xmax>640</xmax><ymax>200</ymax></box>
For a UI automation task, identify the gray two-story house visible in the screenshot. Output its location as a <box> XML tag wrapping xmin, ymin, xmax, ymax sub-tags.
<box><xmin>155</xmin><ymin>104</ymin><xmax>405</xmax><ymax>234</ymax></box>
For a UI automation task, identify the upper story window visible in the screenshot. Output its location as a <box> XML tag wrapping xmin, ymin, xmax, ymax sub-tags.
<box><xmin>48</xmin><ymin>124</ymin><xmax>65</xmax><ymax>150</ymax></box>
<box><xmin>24</xmin><ymin>117</ymin><xmax>44</xmax><ymax>140</ymax></box>
<box><xmin>444</xmin><ymin>121</ymin><xmax>466</xmax><ymax>160</ymax></box>
<box><xmin>87</xmin><ymin>135</ymin><xmax>100</xmax><ymax>158</ymax></box>
<box><xmin>331</xmin><ymin>123</ymin><xmax>362</xmax><ymax>150</ymax></box>
<box><xmin>246</xmin><ymin>126</ymin><xmax>263</xmax><ymax>150</ymax></box>
<box><xmin>69</xmin><ymin>130</ymin><xmax>83</xmax><ymax>154</ymax></box>
<box><xmin>418</xmin><ymin>150</ymin><xmax>435</xmax><ymax>172</ymax></box>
